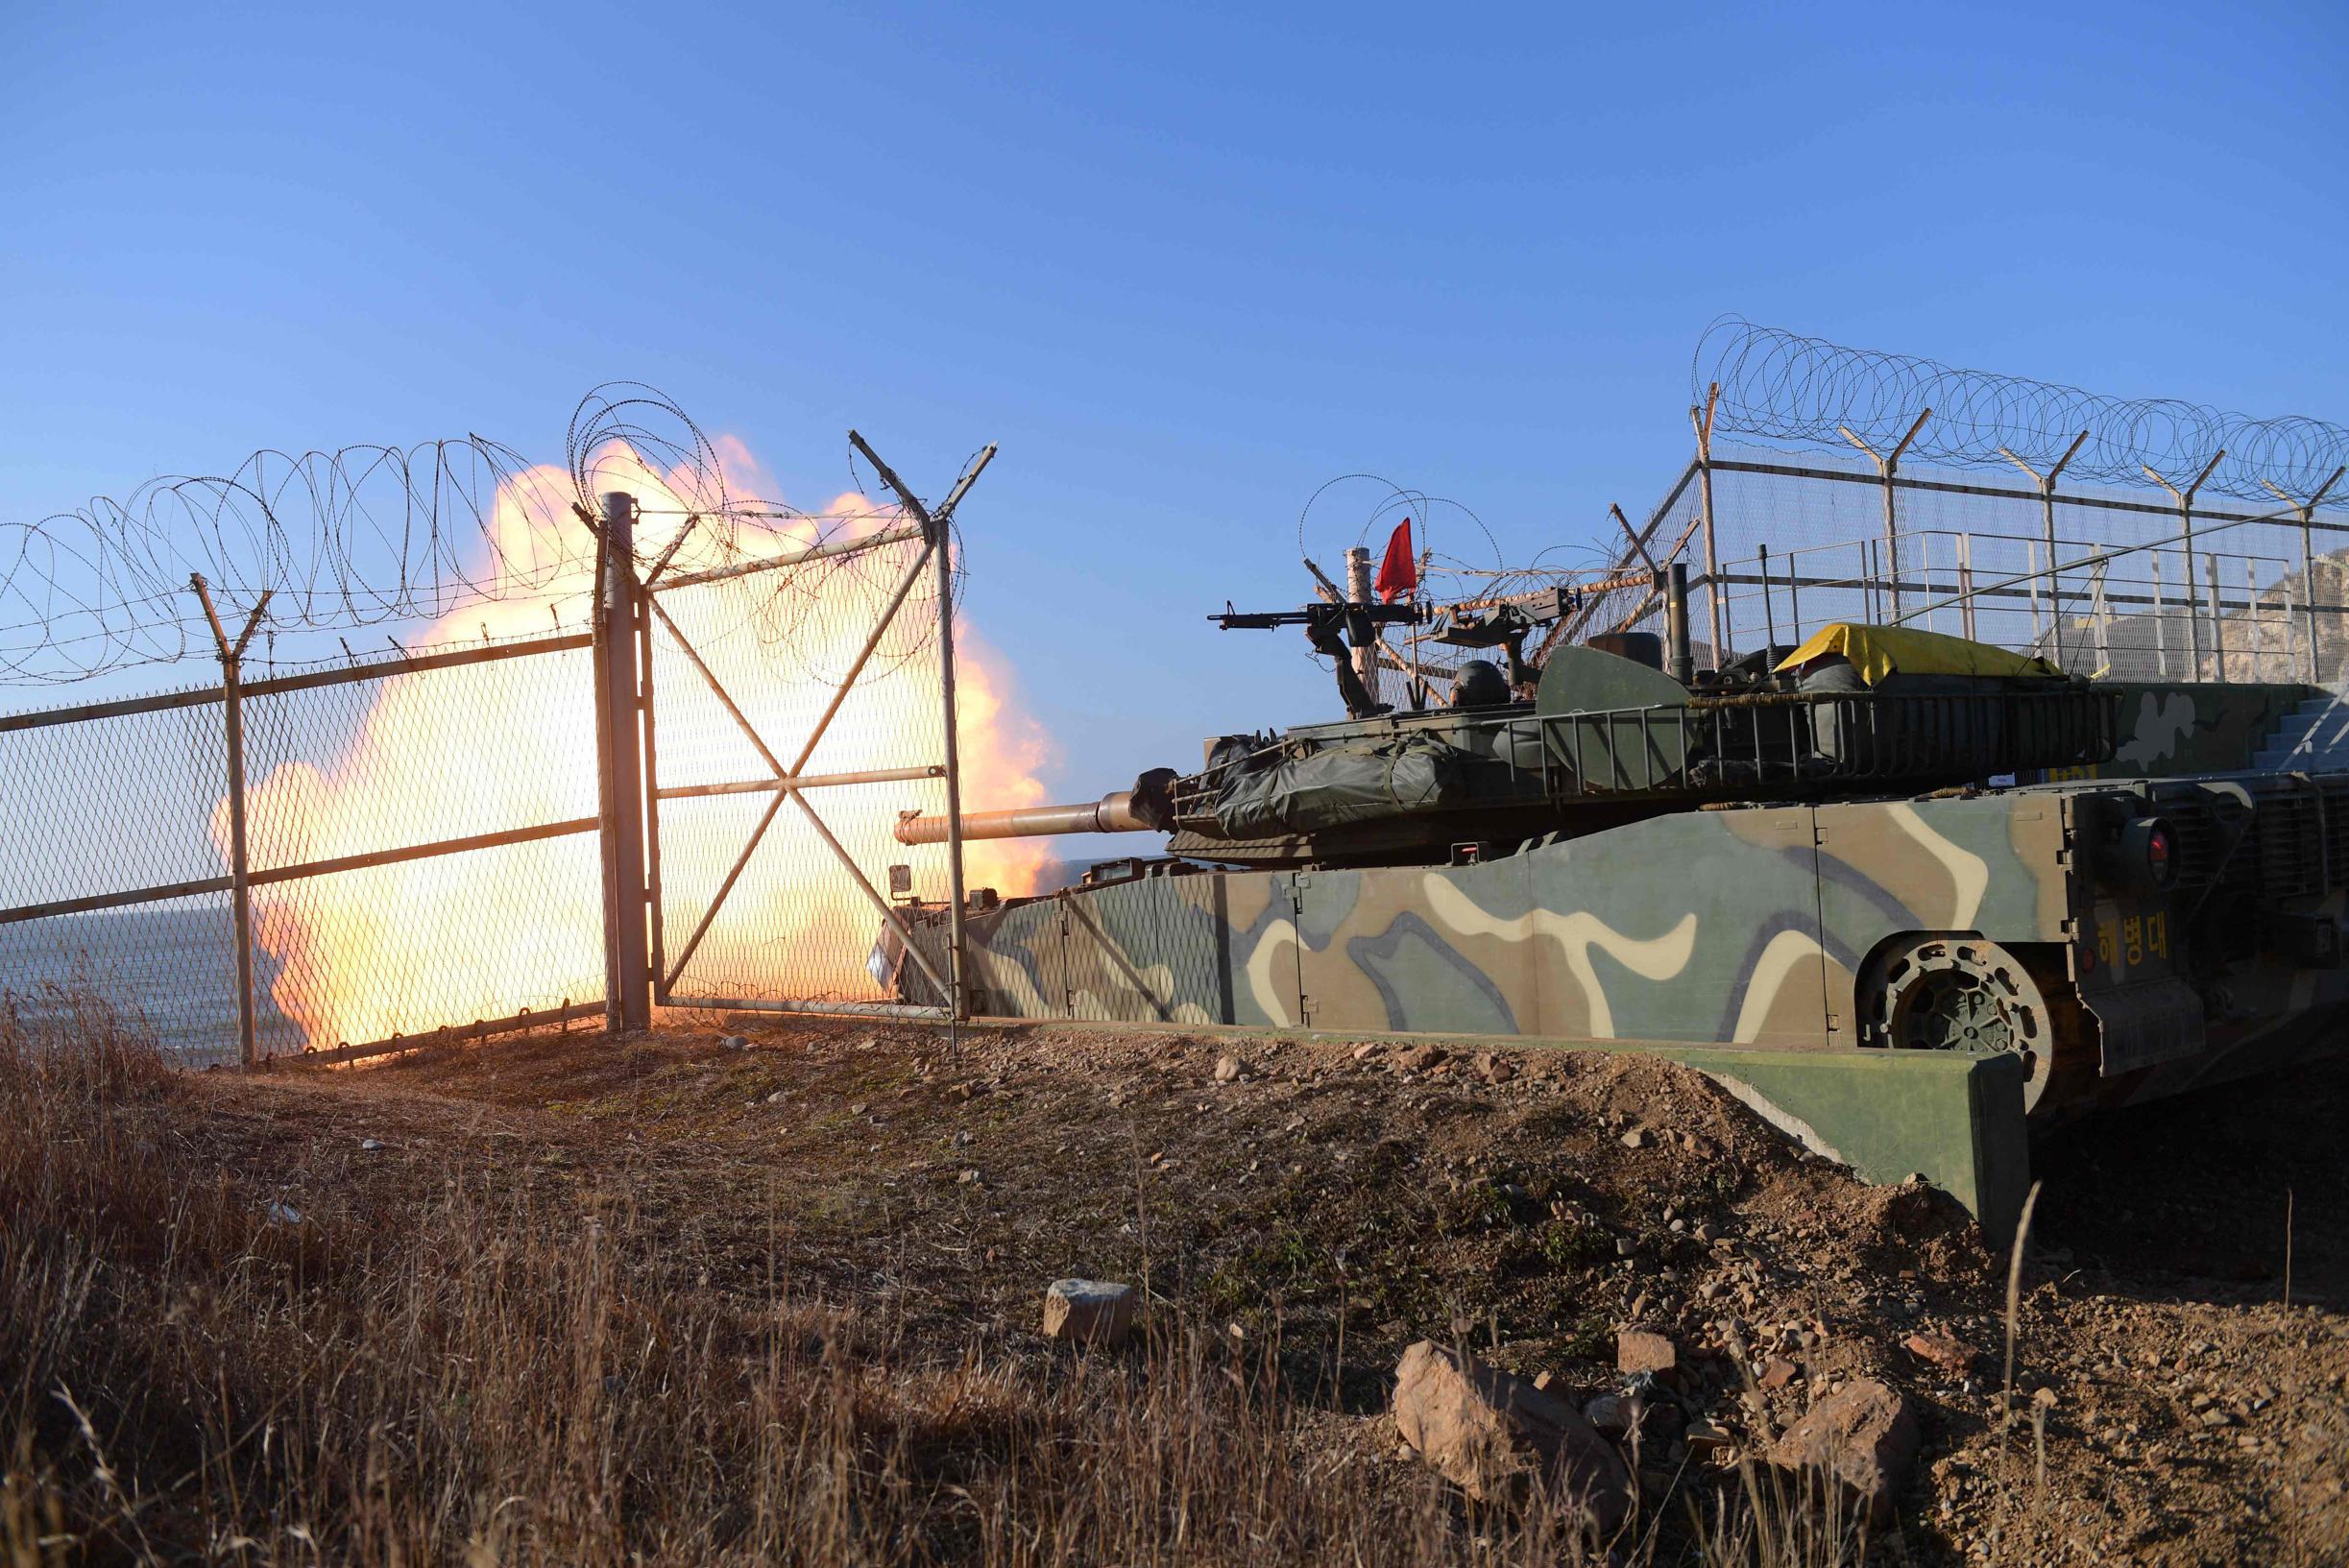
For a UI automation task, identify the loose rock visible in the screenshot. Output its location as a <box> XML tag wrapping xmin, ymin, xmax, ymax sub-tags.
<box><xmin>1617</xmin><ymin>1330</ymin><xmax>1678</xmax><ymax>1379</ymax></box>
<box><xmin>1584</xmin><ymin>1393</ymin><xmax>1638</xmax><ymax>1437</ymax></box>
<box><xmin>1683</xmin><ymin>1418</ymin><xmax>1736</xmax><ymax>1457</ymax></box>
<box><xmin>1395</xmin><ymin>1045</ymin><xmax>1447</xmax><ymax>1073</ymax></box>
<box><xmin>1904</xmin><ymin>1331</ymin><xmax>1976</xmax><ymax>1377</ymax></box>
<box><xmin>1041</xmin><ymin>1279</ymin><xmax>1136</xmax><ymax>1347</ymax></box>
<box><xmin>1214</xmin><ymin>1054</ymin><xmax>1242</xmax><ymax>1083</ymax></box>
<box><xmin>1474</xmin><ymin>1050</ymin><xmax>1517</xmax><ymax>1084</ymax></box>
<box><xmin>1392</xmin><ymin>1341</ymin><xmax>1631</xmax><ymax>1528</ymax></box>
<box><xmin>1769</xmin><ymin>1377</ymin><xmax>1920</xmax><ymax>1526</ymax></box>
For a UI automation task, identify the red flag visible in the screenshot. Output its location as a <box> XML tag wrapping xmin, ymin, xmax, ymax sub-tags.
<box><xmin>1374</xmin><ymin>518</ymin><xmax>1417</xmax><ymax>603</ymax></box>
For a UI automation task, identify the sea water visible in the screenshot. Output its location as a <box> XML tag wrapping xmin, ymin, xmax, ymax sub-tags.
<box><xmin>0</xmin><ymin>905</ymin><xmax>298</xmax><ymax>1068</ymax></box>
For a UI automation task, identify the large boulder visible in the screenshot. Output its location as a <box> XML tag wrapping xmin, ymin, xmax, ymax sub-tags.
<box><xmin>1392</xmin><ymin>1340</ymin><xmax>1631</xmax><ymax>1531</ymax></box>
<box><xmin>1768</xmin><ymin>1378</ymin><xmax>1920</xmax><ymax>1526</ymax></box>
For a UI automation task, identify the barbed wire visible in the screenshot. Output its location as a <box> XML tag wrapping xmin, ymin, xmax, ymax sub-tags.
<box><xmin>0</xmin><ymin>384</ymin><xmax>961</xmax><ymax>688</ymax></box>
<box><xmin>1</xmin><ymin>434</ymin><xmax>535</xmax><ymax>683</ymax></box>
<box><xmin>1696</xmin><ymin>316</ymin><xmax>2349</xmax><ymax>505</ymax></box>
<box><xmin>564</xmin><ymin>381</ymin><xmax>952</xmax><ymax>690</ymax></box>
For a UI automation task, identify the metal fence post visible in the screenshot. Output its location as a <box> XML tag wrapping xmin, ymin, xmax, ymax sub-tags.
<box><xmin>2151</xmin><ymin>554</ymin><xmax>2168</xmax><ymax>678</ymax></box>
<box><xmin>2247</xmin><ymin>558</ymin><xmax>2265</xmax><ymax>679</ymax></box>
<box><xmin>2264</xmin><ymin>468</ymin><xmax>2343</xmax><ymax>684</ymax></box>
<box><xmin>2145</xmin><ymin>451</ymin><xmax>2224</xmax><ymax>672</ymax></box>
<box><xmin>2092</xmin><ymin>561</ymin><xmax>2111</xmax><ymax>675</ymax></box>
<box><xmin>1841</xmin><ymin>408</ymin><xmax>1930</xmax><ymax>622</ymax></box>
<box><xmin>2281</xmin><ymin>571</ymin><xmax>2296</xmax><ymax>685</ymax></box>
<box><xmin>190</xmin><ymin>575</ymin><xmax>272</xmax><ymax>1071</ymax></box>
<box><xmin>1957</xmin><ymin>532</ymin><xmax>1977</xmax><ymax>642</ymax></box>
<box><xmin>636</xmin><ymin>565</ymin><xmax>667</xmax><ymax>1001</ymax></box>
<box><xmin>595</xmin><ymin>492</ymin><xmax>652</xmax><ymax>1033</ymax></box>
<box><xmin>932</xmin><ymin>510</ymin><xmax>971</xmax><ymax>1023</ymax></box>
<box><xmin>1999</xmin><ymin>431</ymin><xmax>2087</xmax><ymax>668</ymax></box>
<box><xmin>1693</xmin><ymin>384</ymin><xmax>1726</xmax><ymax>663</ymax></box>
<box><xmin>846</xmin><ymin>434</ymin><xmax>995</xmax><ymax>1026</ymax></box>
<box><xmin>2205</xmin><ymin>554</ymin><xmax>2227</xmax><ymax>683</ymax></box>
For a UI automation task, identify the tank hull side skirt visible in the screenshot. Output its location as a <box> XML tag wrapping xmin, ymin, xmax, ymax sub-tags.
<box><xmin>903</xmin><ymin>780</ymin><xmax>2349</xmax><ymax>1122</ymax></box>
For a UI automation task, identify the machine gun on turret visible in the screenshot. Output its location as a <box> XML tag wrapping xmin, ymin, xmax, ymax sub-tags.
<box><xmin>1211</xmin><ymin>599</ymin><xmax>1425</xmax><ymax>717</ymax></box>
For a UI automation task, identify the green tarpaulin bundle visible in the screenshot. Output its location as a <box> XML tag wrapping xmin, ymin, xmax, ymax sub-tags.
<box><xmin>1212</xmin><ymin>735</ymin><xmax>1470</xmax><ymax>838</ymax></box>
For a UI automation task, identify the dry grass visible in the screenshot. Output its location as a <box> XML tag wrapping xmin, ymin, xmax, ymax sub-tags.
<box><xmin>0</xmin><ymin>999</ymin><xmax>1877</xmax><ymax>1566</ymax></box>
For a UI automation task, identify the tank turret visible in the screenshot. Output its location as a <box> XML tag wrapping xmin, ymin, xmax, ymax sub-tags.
<box><xmin>898</xmin><ymin>585</ymin><xmax>2118</xmax><ymax>872</ymax></box>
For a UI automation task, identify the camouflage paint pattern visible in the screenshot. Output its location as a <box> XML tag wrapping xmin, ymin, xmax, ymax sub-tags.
<box><xmin>930</xmin><ymin>765</ymin><xmax>2349</xmax><ymax>1124</ymax></box>
<box><xmin>956</xmin><ymin>791</ymin><xmax>2064</xmax><ymax>1045</ymax></box>
<box><xmin>887</xmin><ymin>674</ymin><xmax>2337</xmax><ymax>1238</ymax></box>
<box><xmin>2039</xmin><ymin>681</ymin><xmax>2314</xmax><ymax>781</ymax></box>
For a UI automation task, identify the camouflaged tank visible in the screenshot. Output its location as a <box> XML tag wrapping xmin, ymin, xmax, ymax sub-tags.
<box><xmin>882</xmin><ymin>615</ymin><xmax>2346</xmax><ymax>1233</ymax></box>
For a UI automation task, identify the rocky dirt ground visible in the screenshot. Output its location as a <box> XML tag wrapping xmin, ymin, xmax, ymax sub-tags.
<box><xmin>202</xmin><ymin>1018</ymin><xmax>2349</xmax><ymax>1565</ymax></box>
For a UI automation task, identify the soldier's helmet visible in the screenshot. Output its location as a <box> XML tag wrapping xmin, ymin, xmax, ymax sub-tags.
<box><xmin>1451</xmin><ymin>659</ymin><xmax>1511</xmax><ymax>709</ymax></box>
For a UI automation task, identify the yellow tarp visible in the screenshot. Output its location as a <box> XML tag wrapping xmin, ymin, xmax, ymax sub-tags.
<box><xmin>1773</xmin><ymin>623</ymin><xmax>2064</xmax><ymax>686</ymax></box>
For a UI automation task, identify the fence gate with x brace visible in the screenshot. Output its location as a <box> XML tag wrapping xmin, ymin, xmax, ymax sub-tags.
<box><xmin>592</xmin><ymin>438</ymin><xmax>990</xmax><ymax>1030</ymax></box>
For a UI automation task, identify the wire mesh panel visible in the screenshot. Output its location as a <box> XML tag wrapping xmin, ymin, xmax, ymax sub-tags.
<box><xmin>237</xmin><ymin>639</ymin><xmax>604</xmax><ymax>1056</ymax></box>
<box><xmin>0</xmin><ymin>691</ymin><xmax>251</xmax><ymax>1066</ymax></box>
<box><xmin>646</xmin><ymin>519</ymin><xmax>979</xmax><ymax>1013</ymax></box>
<box><xmin>1698</xmin><ymin>451</ymin><xmax>2349</xmax><ymax>682</ymax></box>
<box><xmin>0</xmin><ymin>635</ymin><xmax>605</xmax><ymax>1067</ymax></box>
<box><xmin>0</xmin><ymin>691</ymin><xmax>228</xmax><ymax>905</ymax></box>
<box><xmin>1676</xmin><ymin>323</ymin><xmax>2349</xmax><ymax>682</ymax></box>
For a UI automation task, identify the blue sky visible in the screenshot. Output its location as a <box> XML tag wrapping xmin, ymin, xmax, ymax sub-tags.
<box><xmin>8</xmin><ymin>0</ymin><xmax>2348</xmax><ymax>790</ymax></box>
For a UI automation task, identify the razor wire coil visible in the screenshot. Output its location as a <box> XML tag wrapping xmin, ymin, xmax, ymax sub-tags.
<box><xmin>1697</xmin><ymin>317</ymin><xmax>2349</xmax><ymax>505</ymax></box>
<box><xmin>1</xmin><ymin>384</ymin><xmax>963</xmax><ymax>688</ymax></box>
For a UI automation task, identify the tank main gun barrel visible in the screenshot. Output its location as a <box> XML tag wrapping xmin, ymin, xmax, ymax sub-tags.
<box><xmin>894</xmin><ymin>792</ymin><xmax>1154</xmax><ymax>844</ymax></box>
<box><xmin>893</xmin><ymin>770</ymin><xmax>1177</xmax><ymax>844</ymax></box>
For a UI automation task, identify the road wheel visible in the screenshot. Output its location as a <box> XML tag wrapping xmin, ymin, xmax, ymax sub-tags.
<box><xmin>1860</xmin><ymin>935</ymin><xmax>2074</xmax><ymax>1115</ymax></box>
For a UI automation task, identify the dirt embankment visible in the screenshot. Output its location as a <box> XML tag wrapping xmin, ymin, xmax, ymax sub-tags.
<box><xmin>8</xmin><ymin>1014</ymin><xmax>2347</xmax><ymax>1564</ymax></box>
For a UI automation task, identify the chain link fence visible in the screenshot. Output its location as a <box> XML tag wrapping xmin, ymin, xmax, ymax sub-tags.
<box><xmin>1</xmin><ymin>387</ymin><xmax>1000</xmax><ymax>1067</ymax></box>
<box><xmin>238</xmin><ymin>637</ymin><xmax>608</xmax><ymax>1058</ymax></box>
<box><xmin>0</xmin><ymin>686</ymin><xmax>242</xmax><ymax>1061</ymax></box>
<box><xmin>644</xmin><ymin>517</ymin><xmax>963</xmax><ymax>1013</ymax></box>
<box><xmin>0</xmin><ymin>634</ymin><xmax>608</xmax><ymax>1067</ymax></box>
<box><xmin>1592</xmin><ymin>446</ymin><xmax>2349</xmax><ymax>685</ymax></box>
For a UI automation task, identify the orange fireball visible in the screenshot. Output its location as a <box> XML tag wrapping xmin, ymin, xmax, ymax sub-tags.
<box><xmin>214</xmin><ymin>439</ymin><xmax>1053</xmax><ymax>1049</ymax></box>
